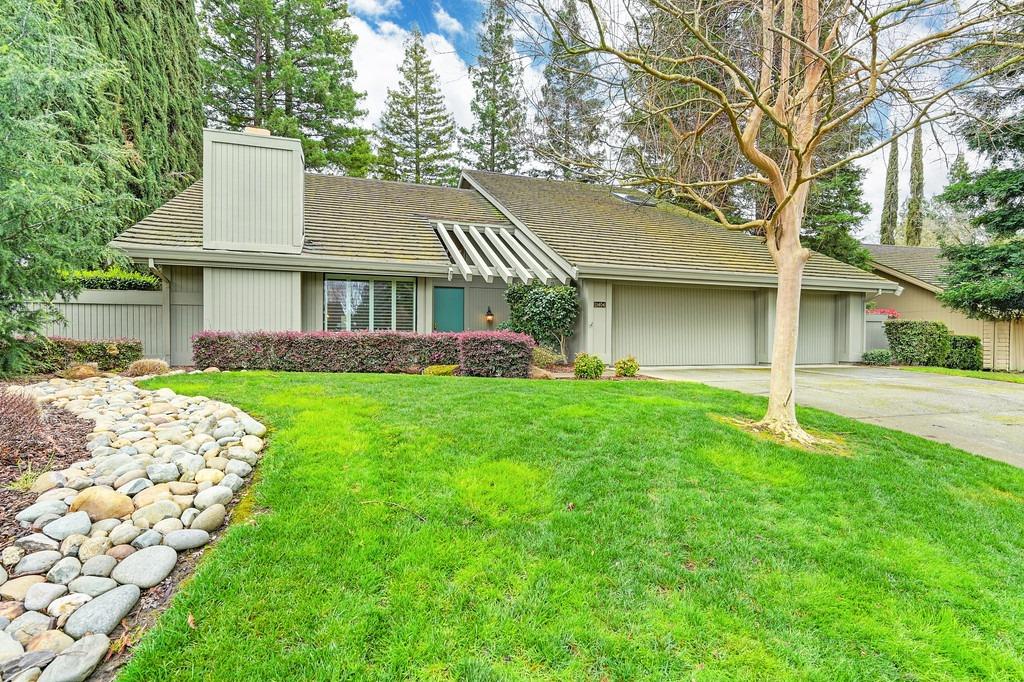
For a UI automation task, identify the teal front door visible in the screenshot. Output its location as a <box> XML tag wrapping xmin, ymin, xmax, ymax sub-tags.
<box><xmin>432</xmin><ymin>287</ymin><xmax>465</xmax><ymax>332</ymax></box>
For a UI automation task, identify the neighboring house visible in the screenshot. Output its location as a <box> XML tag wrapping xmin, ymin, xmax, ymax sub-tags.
<box><xmin>866</xmin><ymin>244</ymin><xmax>1023</xmax><ymax>371</ymax></box>
<box><xmin>46</xmin><ymin>128</ymin><xmax>898</xmax><ymax>367</ymax></box>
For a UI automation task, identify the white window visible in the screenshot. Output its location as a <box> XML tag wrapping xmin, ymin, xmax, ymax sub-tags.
<box><xmin>324</xmin><ymin>277</ymin><xmax>415</xmax><ymax>332</ymax></box>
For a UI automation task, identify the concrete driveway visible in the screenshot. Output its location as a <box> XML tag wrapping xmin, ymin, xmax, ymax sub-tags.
<box><xmin>645</xmin><ymin>366</ymin><xmax>1024</xmax><ymax>467</ymax></box>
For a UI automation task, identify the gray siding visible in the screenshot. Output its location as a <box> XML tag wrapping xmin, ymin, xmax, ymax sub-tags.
<box><xmin>203</xmin><ymin>268</ymin><xmax>301</xmax><ymax>331</ymax></box>
<box><xmin>203</xmin><ymin>130</ymin><xmax>303</xmax><ymax>254</ymax></box>
<box><xmin>44</xmin><ymin>291</ymin><xmax>166</xmax><ymax>360</ymax></box>
<box><xmin>796</xmin><ymin>293</ymin><xmax>837</xmax><ymax>364</ymax></box>
<box><xmin>612</xmin><ymin>284</ymin><xmax>757</xmax><ymax>365</ymax></box>
<box><xmin>167</xmin><ymin>266</ymin><xmax>203</xmax><ymax>366</ymax></box>
<box><xmin>424</xmin><ymin>278</ymin><xmax>509</xmax><ymax>332</ymax></box>
<box><xmin>301</xmin><ymin>272</ymin><xmax>324</xmax><ymax>331</ymax></box>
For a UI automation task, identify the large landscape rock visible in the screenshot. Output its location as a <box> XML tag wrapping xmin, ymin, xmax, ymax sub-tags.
<box><xmin>37</xmin><ymin>634</ymin><xmax>109</xmax><ymax>682</ymax></box>
<box><xmin>110</xmin><ymin>546</ymin><xmax>176</xmax><ymax>588</ymax></box>
<box><xmin>68</xmin><ymin>488</ymin><xmax>133</xmax><ymax>523</ymax></box>
<box><xmin>62</xmin><ymin>586</ymin><xmax>139</xmax><ymax>640</ymax></box>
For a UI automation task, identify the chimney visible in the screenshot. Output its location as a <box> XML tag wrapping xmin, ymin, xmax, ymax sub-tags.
<box><xmin>202</xmin><ymin>128</ymin><xmax>304</xmax><ymax>254</ymax></box>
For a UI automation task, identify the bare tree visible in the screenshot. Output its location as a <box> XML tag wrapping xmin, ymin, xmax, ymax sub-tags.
<box><xmin>514</xmin><ymin>0</ymin><xmax>1024</xmax><ymax>443</ymax></box>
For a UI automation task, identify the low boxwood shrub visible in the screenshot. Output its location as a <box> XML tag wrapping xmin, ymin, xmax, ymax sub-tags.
<box><xmin>614</xmin><ymin>355</ymin><xmax>639</xmax><ymax>377</ymax></box>
<box><xmin>574</xmin><ymin>353</ymin><xmax>605</xmax><ymax>379</ymax></box>
<box><xmin>861</xmin><ymin>349</ymin><xmax>893</xmax><ymax>366</ymax></box>
<box><xmin>22</xmin><ymin>337</ymin><xmax>143</xmax><ymax>373</ymax></box>
<box><xmin>423</xmin><ymin>364</ymin><xmax>458</xmax><ymax>376</ymax></box>
<box><xmin>192</xmin><ymin>330</ymin><xmax>533</xmax><ymax>378</ymax></box>
<box><xmin>883</xmin><ymin>320</ymin><xmax>951</xmax><ymax>366</ymax></box>
<box><xmin>64</xmin><ymin>267</ymin><xmax>161</xmax><ymax>291</ymax></box>
<box><xmin>945</xmin><ymin>335</ymin><xmax>983</xmax><ymax>371</ymax></box>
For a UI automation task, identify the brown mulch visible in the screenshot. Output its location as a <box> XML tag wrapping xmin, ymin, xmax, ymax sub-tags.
<box><xmin>0</xmin><ymin>385</ymin><xmax>93</xmax><ymax>544</ymax></box>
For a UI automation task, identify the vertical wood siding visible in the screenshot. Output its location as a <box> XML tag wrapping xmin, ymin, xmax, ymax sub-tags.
<box><xmin>612</xmin><ymin>284</ymin><xmax>757</xmax><ymax>366</ymax></box>
<box><xmin>425</xmin><ymin>278</ymin><xmax>509</xmax><ymax>331</ymax></box>
<box><xmin>203</xmin><ymin>268</ymin><xmax>301</xmax><ymax>332</ymax></box>
<box><xmin>301</xmin><ymin>272</ymin><xmax>325</xmax><ymax>331</ymax></box>
<box><xmin>44</xmin><ymin>294</ymin><xmax>165</xmax><ymax>359</ymax></box>
<box><xmin>796</xmin><ymin>293</ymin><xmax>837</xmax><ymax>364</ymax></box>
<box><xmin>203</xmin><ymin>132</ymin><xmax>302</xmax><ymax>254</ymax></box>
<box><xmin>167</xmin><ymin>266</ymin><xmax>203</xmax><ymax>366</ymax></box>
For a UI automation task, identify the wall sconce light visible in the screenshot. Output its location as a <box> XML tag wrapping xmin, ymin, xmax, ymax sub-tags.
<box><xmin>485</xmin><ymin>306</ymin><xmax>495</xmax><ymax>324</ymax></box>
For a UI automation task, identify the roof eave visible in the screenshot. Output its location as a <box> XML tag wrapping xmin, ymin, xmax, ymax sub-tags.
<box><xmin>575</xmin><ymin>263</ymin><xmax>901</xmax><ymax>293</ymax></box>
<box><xmin>868</xmin><ymin>261</ymin><xmax>943</xmax><ymax>293</ymax></box>
<box><xmin>112</xmin><ymin>241</ymin><xmax>453</xmax><ymax>276</ymax></box>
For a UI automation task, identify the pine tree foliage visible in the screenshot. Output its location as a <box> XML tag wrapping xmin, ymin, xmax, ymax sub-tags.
<box><xmin>464</xmin><ymin>0</ymin><xmax>527</xmax><ymax>174</ymax></box>
<box><xmin>375</xmin><ymin>30</ymin><xmax>460</xmax><ymax>186</ymax></box>
<box><xmin>905</xmin><ymin>126</ymin><xmax>924</xmax><ymax>246</ymax></box>
<box><xmin>533</xmin><ymin>0</ymin><xmax>604</xmax><ymax>181</ymax></box>
<box><xmin>64</xmin><ymin>0</ymin><xmax>205</xmax><ymax>218</ymax></box>
<box><xmin>1</xmin><ymin>0</ymin><xmax>134</xmax><ymax>369</ymax></box>
<box><xmin>200</xmin><ymin>0</ymin><xmax>372</xmax><ymax>174</ymax></box>
<box><xmin>880</xmin><ymin>139</ymin><xmax>899</xmax><ymax>245</ymax></box>
<box><xmin>801</xmin><ymin>164</ymin><xmax>872</xmax><ymax>269</ymax></box>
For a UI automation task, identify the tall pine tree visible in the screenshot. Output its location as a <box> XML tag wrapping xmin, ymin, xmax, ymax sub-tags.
<box><xmin>200</xmin><ymin>0</ymin><xmax>372</xmax><ymax>174</ymax></box>
<box><xmin>905</xmin><ymin>125</ymin><xmax>924</xmax><ymax>245</ymax></box>
<box><xmin>463</xmin><ymin>0</ymin><xmax>527</xmax><ymax>174</ymax></box>
<box><xmin>65</xmin><ymin>0</ymin><xmax>205</xmax><ymax>218</ymax></box>
<box><xmin>375</xmin><ymin>30</ymin><xmax>460</xmax><ymax>186</ymax></box>
<box><xmin>533</xmin><ymin>0</ymin><xmax>604</xmax><ymax>180</ymax></box>
<box><xmin>879</xmin><ymin>139</ymin><xmax>899</xmax><ymax>244</ymax></box>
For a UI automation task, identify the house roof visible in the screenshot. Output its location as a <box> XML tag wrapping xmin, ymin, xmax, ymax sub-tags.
<box><xmin>114</xmin><ymin>174</ymin><xmax>515</xmax><ymax>266</ymax></box>
<box><xmin>864</xmin><ymin>244</ymin><xmax>946</xmax><ymax>290</ymax></box>
<box><xmin>461</xmin><ymin>170</ymin><xmax>892</xmax><ymax>289</ymax></box>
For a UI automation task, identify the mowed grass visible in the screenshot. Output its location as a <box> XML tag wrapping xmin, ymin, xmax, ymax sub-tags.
<box><xmin>120</xmin><ymin>372</ymin><xmax>1024</xmax><ymax>681</ymax></box>
<box><xmin>902</xmin><ymin>365</ymin><xmax>1024</xmax><ymax>384</ymax></box>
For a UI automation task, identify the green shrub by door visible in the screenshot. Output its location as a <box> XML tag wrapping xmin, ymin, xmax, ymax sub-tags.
<box><xmin>883</xmin><ymin>320</ymin><xmax>951</xmax><ymax>366</ymax></box>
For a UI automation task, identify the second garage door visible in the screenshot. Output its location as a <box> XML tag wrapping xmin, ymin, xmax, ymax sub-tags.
<box><xmin>612</xmin><ymin>284</ymin><xmax>757</xmax><ymax>365</ymax></box>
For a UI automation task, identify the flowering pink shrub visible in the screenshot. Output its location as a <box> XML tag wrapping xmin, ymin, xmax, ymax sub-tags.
<box><xmin>192</xmin><ymin>330</ymin><xmax>534</xmax><ymax>378</ymax></box>
<box><xmin>868</xmin><ymin>308</ymin><xmax>902</xmax><ymax>319</ymax></box>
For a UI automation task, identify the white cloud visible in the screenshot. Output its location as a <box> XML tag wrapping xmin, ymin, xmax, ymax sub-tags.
<box><xmin>349</xmin><ymin>17</ymin><xmax>475</xmax><ymax>129</ymax></box>
<box><xmin>432</xmin><ymin>3</ymin><xmax>464</xmax><ymax>36</ymax></box>
<box><xmin>348</xmin><ymin>0</ymin><xmax>400</xmax><ymax>18</ymax></box>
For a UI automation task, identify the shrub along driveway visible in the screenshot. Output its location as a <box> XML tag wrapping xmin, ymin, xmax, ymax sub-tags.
<box><xmin>116</xmin><ymin>372</ymin><xmax>1024</xmax><ymax>680</ymax></box>
<box><xmin>646</xmin><ymin>366</ymin><xmax>1024</xmax><ymax>467</ymax></box>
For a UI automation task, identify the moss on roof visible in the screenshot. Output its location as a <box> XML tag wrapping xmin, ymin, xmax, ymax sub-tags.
<box><xmin>864</xmin><ymin>244</ymin><xmax>946</xmax><ymax>289</ymax></box>
<box><xmin>463</xmin><ymin>170</ymin><xmax>889</xmax><ymax>285</ymax></box>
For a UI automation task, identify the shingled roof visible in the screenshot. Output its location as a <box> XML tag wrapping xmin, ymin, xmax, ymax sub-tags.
<box><xmin>114</xmin><ymin>174</ymin><xmax>515</xmax><ymax>265</ymax></box>
<box><xmin>864</xmin><ymin>244</ymin><xmax>946</xmax><ymax>290</ymax></box>
<box><xmin>461</xmin><ymin>170</ymin><xmax>891</xmax><ymax>287</ymax></box>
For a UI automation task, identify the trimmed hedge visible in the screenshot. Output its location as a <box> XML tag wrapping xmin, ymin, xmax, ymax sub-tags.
<box><xmin>883</xmin><ymin>320</ymin><xmax>951</xmax><ymax>366</ymax></box>
<box><xmin>946</xmin><ymin>335</ymin><xmax>983</xmax><ymax>371</ymax></box>
<box><xmin>861</xmin><ymin>349</ymin><xmax>893</xmax><ymax>366</ymax></box>
<box><xmin>24</xmin><ymin>337</ymin><xmax>143</xmax><ymax>372</ymax></box>
<box><xmin>64</xmin><ymin>268</ymin><xmax>161</xmax><ymax>291</ymax></box>
<box><xmin>192</xmin><ymin>330</ymin><xmax>534</xmax><ymax>378</ymax></box>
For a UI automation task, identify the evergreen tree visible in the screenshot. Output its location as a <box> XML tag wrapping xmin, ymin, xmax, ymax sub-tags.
<box><xmin>463</xmin><ymin>0</ymin><xmax>527</xmax><ymax>173</ymax></box>
<box><xmin>801</xmin><ymin>165</ymin><xmax>872</xmax><ymax>269</ymax></box>
<box><xmin>905</xmin><ymin>126</ymin><xmax>924</xmax><ymax>245</ymax></box>
<box><xmin>1</xmin><ymin>0</ymin><xmax>134</xmax><ymax>370</ymax></box>
<box><xmin>65</xmin><ymin>0</ymin><xmax>205</xmax><ymax>217</ymax></box>
<box><xmin>533</xmin><ymin>0</ymin><xmax>604</xmax><ymax>181</ymax></box>
<box><xmin>200</xmin><ymin>0</ymin><xmax>372</xmax><ymax>174</ymax></box>
<box><xmin>375</xmin><ymin>30</ymin><xmax>460</xmax><ymax>185</ymax></box>
<box><xmin>880</xmin><ymin>139</ymin><xmax>899</xmax><ymax>244</ymax></box>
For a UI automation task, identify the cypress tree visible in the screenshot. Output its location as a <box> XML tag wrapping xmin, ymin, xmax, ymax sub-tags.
<box><xmin>904</xmin><ymin>126</ymin><xmax>925</xmax><ymax>246</ymax></box>
<box><xmin>63</xmin><ymin>0</ymin><xmax>205</xmax><ymax>219</ymax></box>
<box><xmin>534</xmin><ymin>0</ymin><xmax>604</xmax><ymax>180</ymax></box>
<box><xmin>375</xmin><ymin>30</ymin><xmax>460</xmax><ymax>186</ymax></box>
<box><xmin>463</xmin><ymin>0</ymin><xmax>527</xmax><ymax>174</ymax></box>
<box><xmin>200</xmin><ymin>0</ymin><xmax>372</xmax><ymax>174</ymax></box>
<box><xmin>879</xmin><ymin>138</ymin><xmax>899</xmax><ymax>244</ymax></box>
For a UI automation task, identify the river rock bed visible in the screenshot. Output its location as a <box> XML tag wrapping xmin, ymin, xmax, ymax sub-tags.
<box><xmin>0</xmin><ymin>376</ymin><xmax>265</xmax><ymax>681</ymax></box>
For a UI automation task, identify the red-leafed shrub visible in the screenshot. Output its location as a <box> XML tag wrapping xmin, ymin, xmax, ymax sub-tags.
<box><xmin>192</xmin><ymin>330</ymin><xmax>534</xmax><ymax>378</ymax></box>
<box><xmin>868</xmin><ymin>307</ymin><xmax>902</xmax><ymax>319</ymax></box>
<box><xmin>456</xmin><ymin>332</ymin><xmax>535</xmax><ymax>378</ymax></box>
<box><xmin>21</xmin><ymin>337</ymin><xmax>143</xmax><ymax>373</ymax></box>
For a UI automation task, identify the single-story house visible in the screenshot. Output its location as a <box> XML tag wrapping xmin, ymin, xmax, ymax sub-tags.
<box><xmin>865</xmin><ymin>244</ymin><xmax>1023</xmax><ymax>371</ymax></box>
<box><xmin>47</xmin><ymin>128</ymin><xmax>899</xmax><ymax>367</ymax></box>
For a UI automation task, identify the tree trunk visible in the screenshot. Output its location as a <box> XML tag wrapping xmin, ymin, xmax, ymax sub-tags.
<box><xmin>756</xmin><ymin>197</ymin><xmax>815</xmax><ymax>444</ymax></box>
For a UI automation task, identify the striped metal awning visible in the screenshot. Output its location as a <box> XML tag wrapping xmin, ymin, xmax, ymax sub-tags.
<box><xmin>433</xmin><ymin>221</ymin><xmax>573</xmax><ymax>284</ymax></box>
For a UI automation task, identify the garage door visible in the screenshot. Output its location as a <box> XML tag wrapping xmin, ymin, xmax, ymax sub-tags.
<box><xmin>612</xmin><ymin>285</ymin><xmax>756</xmax><ymax>366</ymax></box>
<box><xmin>796</xmin><ymin>293</ymin><xmax>836</xmax><ymax>364</ymax></box>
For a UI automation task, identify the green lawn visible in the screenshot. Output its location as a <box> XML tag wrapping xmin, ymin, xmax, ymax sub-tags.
<box><xmin>902</xmin><ymin>365</ymin><xmax>1024</xmax><ymax>384</ymax></box>
<box><xmin>121</xmin><ymin>372</ymin><xmax>1024</xmax><ymax>681</ymax></box>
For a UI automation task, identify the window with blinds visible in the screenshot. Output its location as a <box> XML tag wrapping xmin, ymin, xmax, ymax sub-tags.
<box><xmin>324</xmin><ymin>277</ymin><xmax>415</xmax><ymax>332</ymax></box>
